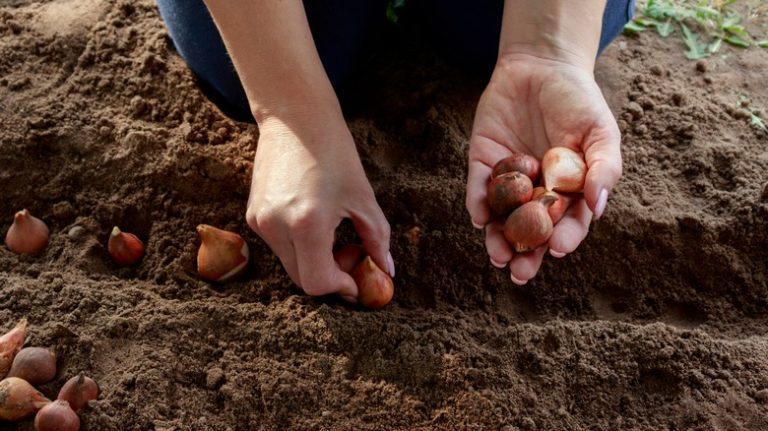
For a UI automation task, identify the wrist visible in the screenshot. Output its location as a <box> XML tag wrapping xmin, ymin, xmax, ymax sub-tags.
<box><xmin>498</xmin><ymin>0</ymin><xmax>606</xmax><ymax>72</ymax></box>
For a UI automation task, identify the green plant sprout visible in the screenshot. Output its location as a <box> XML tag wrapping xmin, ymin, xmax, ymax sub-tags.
<box><xmin>738</xmin><ymin>95</ymin><xmax>767</xmax><ymax>132</ymax></box>
<box><xmin>624</xmin><ymin>0</ymin><xmax>768</xmax><ymax>59</ymax></box>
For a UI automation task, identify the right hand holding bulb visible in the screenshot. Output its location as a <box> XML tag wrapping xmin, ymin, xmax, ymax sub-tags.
<box><xmin>245</xmin><ymin>111</ymin><xmax>393</xmax><ymax>300</ymax></box>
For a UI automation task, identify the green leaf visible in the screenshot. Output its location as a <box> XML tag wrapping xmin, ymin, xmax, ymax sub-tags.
<box><xmin>758</xmin><ymin>40</ymin><xmax>768</xmax><ymax>48</ymax></box>
<box><xmin>724</xmin><ymin>34</ymin><xmax>751</xmax><ymax>48</ymax></box>
<box><xmin>681</xmin><ymin>24</ymin><xmax>708</xmax><ymax>59</ymax></box>
<box><xmin>624</xmin><ymin>20</ymin><xmax>648</xmax><ymax>34</ymax></box>
<box><xmin>708</xmin><ymin>38</ymin><xmax>722</xmax><ymax>54</ymax></box>
<box><xmin>657</xmin><ymin>19</ymin><xmax>674</xmax><ymax>37</ymax></box>
<box><xmin>750</xmin><ymin>113</ymin><xmax>767</xmax><ymax>132</ymax></box>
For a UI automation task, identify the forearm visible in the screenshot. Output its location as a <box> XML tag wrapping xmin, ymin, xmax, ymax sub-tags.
<box><xmin>499</xmin><ymin>0</ymin><xmax>607</xmax><ymax>71</ymax></box>
<box><xmin>202</xmin><ymin>0</ymin><xmax>340</xmax><ymax>125</ymax></box>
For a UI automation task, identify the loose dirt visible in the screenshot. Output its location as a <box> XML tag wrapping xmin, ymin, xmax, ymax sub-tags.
<box><xmin>0</xmin><ymin>1</ymin><xmax>766</xmax><ymax>430</ymax></box>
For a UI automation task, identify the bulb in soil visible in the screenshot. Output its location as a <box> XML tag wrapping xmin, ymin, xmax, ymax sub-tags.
<box><xmin>107</xmin><ymin>227</ymin><xmax>144</xmax><ymax>266</ymax></box>
<box><xmin>486</xmin><ymin>171</ymin><xmax>533</xmax><ymax>218</ymax></box>
<box><xmin>7</xmin><ymin>347</ymin><xmax>56</xmax><ymax>385</ymax></box>
<box><xmin>531</xmin><ymin>187</ymin><xmax>571</xmax><ymax>225</ymax></box>
<box><xmin>4</xmin><ymin>209</ymin><xmax>49</xmax><ymax>255</ymax></box>
<box><xmin>0</xmin><ymin>319</ymin><xmax>28</xmax><ymax>377</ymax></box>
<box><xmin>34</xmin><ymin>400</ymin><xmax>79</xmax><ymax>431</ymax></box>
<box><xmin>0</xmin><ymin>377</ymin><xmax>50</xmax><ymax>421</ymax></box>
<box><xmin>351</xmin><ymin>256</ymin><xmax>394</xmax><ymax>310</ymax></box>
<box><xmin>57</xmin><ymin>374</ymin><xmax>99</xmax><ymax>412</ymax></box>
<box><xmin>503</xmin><ymin>195</ymin><xmax>557</xmax><ymax>253</ymax></box>
<box><xmin>196</xmin><ymin>225</ymin><xmax>249</xmax><ymax>283</ymax></box>
<box><xmin>542</xmin><ymin>147</ymin><xmax>587</xmax><ymax>192</ymax></box>
<box><xmin>491</xmin><ymin>153</ymin><xmax>541</xmax><ymax>182</ymax></box>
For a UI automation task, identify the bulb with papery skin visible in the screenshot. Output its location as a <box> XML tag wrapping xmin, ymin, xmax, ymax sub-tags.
<box><xmin>351</xmin><ymin>256</ymin><xmax>394</xmax><ymax>310</ymax></box>
<box><xmin>57</xmin><ymin>375</ymin><xmax>99</xmax><ymax>412</ymax></box>
<box><xmin>531</xmin><ymin>187</ymin><xmax>571</xmax><ymax>225</ymax></box>
<box><xmin>107</xmin><ymin>227</ymin><xmax>144</xmax><ymax>266</ymax></box>
<box><xmin>34</xmin><ymin>400</ymin><xmax>80</xmax><ymax>431</ymax></box>
<box><xmin>542</xmin><ymin>147</ymin><xmax>587</xmax><ymax>192</ymax></box>
<box><xmin>486</xmin><ymin>171</ymin><xmax>533</xmax><ymax>218</ymax></box>
<box><xmin>4</xmin><ymin>209</ymin><xmax>49</xmax><ymax>255</ymax></box>
<box><xmin>0</xmin><ymin>319</ymin><xmax>28</xmax><ymax>377</ymax></box>
<box><xmin>0</xmin><ymin>377</ymin><xmax>50</xmax><ymax>421</ymax></box>
<box><xmin>491</xmin><ymin>153</ymin><xmax>541</xmax><ymax>182</ymax></box>
<box><xmin>503</xmin><ymin>195</ymin><xmax>557</xmax><ymax>253</ymax></box>
<box><xmin>196</xmin><ymin>225</ymin><xmax>249</xmax><ymax>282</ymax></box>
<box><xmin>7</xmin><ymin>347</ymin><xmax>56</xmax><ymax>385</ymax></box>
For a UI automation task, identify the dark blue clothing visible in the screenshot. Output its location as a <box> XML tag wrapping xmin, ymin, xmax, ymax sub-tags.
<box><xmin>156</xmin><ymin>0</ymin><xmax>635</xmax><ymax>123</ymax></box>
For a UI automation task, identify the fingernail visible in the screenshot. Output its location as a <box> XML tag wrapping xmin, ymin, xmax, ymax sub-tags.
<box><xmin>510</xmin><ymin>273</ymin><xmax>528</xmax><ymax>286</ymax></box>
<box><xmin>472</xmin><ymin>220</ymin><xmax>484</xmax><ymax>229</ymax></box>
<box><xmin>594</xmin><ymin>188</ymin><xmax>608</xmax><ymax>220</ymax></box>
<box><xmin>490</xmin><ymin>257</ymin><xmax>507</xmax><ymax>269</ymax></box>
<box><xmin>550</xmin><ymin>249</ymin><xmax>566</xmax><ymax>258</ymax></box>
<box><xmin>386</xmin><ymin>252</ymin><xmax>396</xmax><ymax>278</ymax></box>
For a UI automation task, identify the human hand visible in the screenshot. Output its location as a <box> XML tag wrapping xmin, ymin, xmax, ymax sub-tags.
<box><xmin>245</xmin><ymin>111</ymin><xmax>393</xmax><ymax>300</ymax></box>
<box><xmin>465</xmin><ymin>54</ymin><xmax>622</xmax><ymax>285</ymax></box>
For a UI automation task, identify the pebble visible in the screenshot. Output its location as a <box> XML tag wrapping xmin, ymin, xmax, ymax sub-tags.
<box><xmin>755</xmin><ymin>389</ymin><xmax>768</xmax><ymax>403</ymax></box>
<box><xmin>68</xmin><ymin>226</ymin><xmax>86</xmax><ymax>239</ymax></box>
<box><xmin>649</xmin><ymin>65</ymin><xmax>663</xmax><ymax>76</ymax></box>
<box><xmin>205</xmin><ymin>367</ymin><xmax>225</xmax><ymax>389</ymax></box>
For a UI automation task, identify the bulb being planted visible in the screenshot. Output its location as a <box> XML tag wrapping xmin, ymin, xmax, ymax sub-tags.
<box><xmin>504</xmin><ymin>194</ymin><xmax>557</xmax><ymax>253</ymax></box>
<box><xmin>107</xmin><ymin>227</ymin><xmax>144</xmax><ymax>266</ymax></box>
<box><xmin>196</xmin><ymin>224</ymin><xmax>249</xmax><ymax>282</ymax></box>
<box><xmin>34</xmin><ymin>400</ymin><xmax>80</xmax><ymax>431</ymax></box>
<box><xmin>542</xmin><ymin>147</ymin><xmax>587</xmax><ymax>193</ymax></box>
<box><xmin>0</xmin><ymin>377</ymin><xmax>50</xmax><ymax>421</ymax></box>
<box><xmin>58</xmin><ymin>374</ymin><xmax>99</xmax><ymax>412</ymax></box>
<box><xmin>4</xmin><ymin>209</ymin><xmax>49</xmax><ymax>255</ymax></box>
<box><xmin>0</xmin><ymin>319</ymin><xmax>28</xmax><ymax>377</ymax></box>
<box><xmin>7</xmin><ymin>347</ymin><xmax>56</xmax><ymax>385</ymax></box>
<box><xmin>351</xmin><ymin>256</ymin><xmax>394</xmax><ymax>310</ymax></box>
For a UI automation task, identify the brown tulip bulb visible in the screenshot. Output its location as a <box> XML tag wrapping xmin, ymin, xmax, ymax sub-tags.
<box><xmin>107</xmin><ymin>227</ymin><xmax>145</xmax><ymax>266</ymax></box>
<box><xmin>34</xmin><ymin>400</ymin><xmax>80</xmax><ymax>431</ymax></box>
<box><xmin>531</xmin><ymin>187</ymin><xmax>571</xmax><ymax>225</ymax></box>
<box><xmin>8</xmin><ymin>347</ymin><xmax>56</xmax><ymax>385</ymax></box>
<box><xmin>196</xmin><ymin>224</ymin><xmax>249</xmax><ymax>282</ymax></box>
<box><xmin>503</xmin><ymin>195</ymin><xmax>557</xmax><ymax>253</ymax></box>
<box><xmin>4</xmin><ymin>209</ymin><xmax>49</xmax><ymax>255</ymax></box>
<box><xmin>486</xmin><ymin>172</ymin><xmax>533</xmax><ymax>218</ymax></box>
<box><xmin>0</xmin><ymin>319</ymin><xmax>28</xmax><ymax>377</ymax></box>
<box><xmin>542</xmin><ymin>147</ymin><xmax>587</xmax><ymax>192</ymax></box>
<box><xmin>351</xmin><ymin>256</ymin><xmax>394</xmax><ymax>310</ymax></box>
<box><xmin>0</xmin><ymin>377</ymin><xmax>50</xmax><ymax>421</ymax></box>
<box><xmin>491</xmin><ymin>153</ymin><xmax>541</xmax><ymax>182</ymax></box>
<box><xmin>57</xmin><ymin>375</ymin><xmax>99</xmax><ymax>412</ymax></box>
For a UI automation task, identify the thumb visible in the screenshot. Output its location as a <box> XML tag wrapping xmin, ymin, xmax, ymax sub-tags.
<box><xmin>350</xmin><ymin>205</ymin><xmax>394</xmax><ymax>278</ymax></box>
<box><xmin>582</xmin><ymin>123</ymin><xmax>622</xmax><ymax>219</ymax></box>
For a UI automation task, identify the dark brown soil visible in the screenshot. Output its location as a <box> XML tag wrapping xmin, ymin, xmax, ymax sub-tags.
<box><xmin>0</xmin><ymin>1</ymin><xmax>767</xmax><ymax>430</ymax></box>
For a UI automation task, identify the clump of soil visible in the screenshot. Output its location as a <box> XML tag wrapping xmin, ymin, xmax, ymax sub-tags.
<box><xmin>0</xmin><ymin>1</ymin><xmax>766</xmax><ymax>430</ymax></box>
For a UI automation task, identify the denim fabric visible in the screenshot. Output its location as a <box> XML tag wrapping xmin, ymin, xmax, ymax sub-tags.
<box><xmin>156</xmin><ymin>0</ymin><xmax>635</xmax><ymax>123</ymax></box>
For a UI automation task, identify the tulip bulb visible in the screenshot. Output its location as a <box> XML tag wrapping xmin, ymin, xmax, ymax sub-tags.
<box><xmin>351</xmin><ymin>256</ymin><xmax>394</xmax><ymax>310</ymax></box>
<box><xmin>491</xmin><ymin>153</ymin><xmax>541</xmax><ymax>182</ymax></box>
<box><xmin>531</xmin><ymin>187</ymin><xmax>571</xmax><ymax>225</ymax></box>
<box><xmin>0</xmin><ymin>319</ymin><xmax>28</xmax><ymax>377</ymax></box>
<box><xmin>542</xmin><ymin>147</ymin><xmax>587</xmax><ymax>192</ymax></box>
<box><xmin>196</xmin><ymin>224</ymin><xmax>249</xmax><ymax>282</ymax></box>
<box><xmin>486</xmin><ymin>172</ymin><xmax>533</xmax><ymax>218</ymax></box>
<box><xmin>503</xmin><ymin>195</ymin><xmax>557</xmax><ymax>253</ymax></box>
<box><xmin>0</xmin><ymin>377</ymin><xmax>50</xmax><ymax>421</ymax></box>
<box><xmin>107</xmin><ymin>227</ymin><xmax>145</xmax><ymax>266</ymax></box>
<box><xmin>7</xmin><ymin>347</ymin><xmax>56</xmax><ymax>385</ymax></box>
<box><xmin>34</xmin><ymin>400</ymin><xmax>80</xmax><ymax>431</ymax></box>
<box><xmin>57</xmin><ymin>374</ymin><xmax>99</xmax><ymax>412</ymax></box>
<box><xmin>4</xmin><ymin>209</ymin><xmax>49</xmax><ymax>255</ymax></box>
